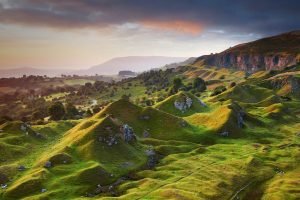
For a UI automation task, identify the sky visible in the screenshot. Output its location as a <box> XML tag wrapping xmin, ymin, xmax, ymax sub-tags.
<box><xmin>0</xmin><ymin>0</ymin><xmax>299</xmax><ymax>70</ymax></box>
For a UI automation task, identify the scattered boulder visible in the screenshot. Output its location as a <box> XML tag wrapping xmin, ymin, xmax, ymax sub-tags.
<box><xmin>20</xmin><ymin>123</ymin><xmax>32</xmax><ymax>132</ymax></box>
<box><xmin>174</xmin><ymin>97</ymin><xmax>193</xmax><ymax>113</ymax></box>
<box><xmin>20</xmin><ymin>124</ymin><xmax>27</xmax><ymax>132</ymax></box>
<box><xmin>198</xmin><ymin>98</ymin><xmax>207</xmax><ymax>107</ymax></box>
<box><xmin>274</xmin><ymin>167</ymin><xmax>285</xmax><ymax>175</ymax></box>
<box><xmin>143</xmin><ymin>130</ymin><xmax>150</xmax><ymax>138</ymax></box>
<box><xmin>98</xmin><ymin>135</ymin><xmax>118</xmax><ymax>146</ymax></box>
<box><xmin>34</xmin><ymin>132</ymin><xmax>44</xmax><ymax>139</ymax></box>
<box><xmin>108</xmin><ymin>185</ymin><xmax>114</xmax><ymax>191</ymax></box>
<box><xmin>220</xmin><ymin>131</ymin><xmax>229</xmax><ymax>137</ymax></box>
<box><xmin>237</xmin><ymin>111</ymin><xmax>245</xmax><ymax>128</ymax></box>
<box><xmin>120</xmin><ymin>124</ymin><xmax>136</xmax><ymax>142</ymax></box>
<box><xmin>145</xmin><ymin>149</ymin><xmax>155</xmax><ymax>156</ymax></box>
<box><xmin>18</xmin><ymin>165</ymin><xmax>26</xmax><ymax>171</ymax></box>
<box><xmin>139</xmin><ymin>115</ymin><xmax>150</xmax><ymax>120</ymax></box>
<box><xmin>1</xmin><ymin>183</ymin><xmax>7</xmax><ymax>189</ymax></box>
<box><xmin>180</xmin><ymin>120</ymin><xmax>188</xmax><ymax>127</ymax></box>
<box><xmin>41</xmin><ymin>188</ymin><xmax>47</xmax><ymax>193</ymax></box>
<box><xmin>291</xmin><ymin>76</ymin><xmax>300</xmax><ymax>98</ymax></box>
<box><xmin>145</xmin><ymin>149</ymin><xmax>156</xmax><ymax>168</ymax></box>
<box><xmin>44</xmin><ymin>161</ymin><xmax>52</xmax><ymax>168</ymax></box>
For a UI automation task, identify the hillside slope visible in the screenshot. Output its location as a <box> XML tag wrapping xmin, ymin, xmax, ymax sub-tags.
<box><xmin>193</xmin><ymin>30</ymin><xmax>300</xmax><ymax>72</ymax></box>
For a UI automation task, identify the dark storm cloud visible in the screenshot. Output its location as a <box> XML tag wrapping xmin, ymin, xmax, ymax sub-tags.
<box><xmin>0</xmin><ymin>0</ymin><xmax>299</xmax><ymax>35</ymax></box>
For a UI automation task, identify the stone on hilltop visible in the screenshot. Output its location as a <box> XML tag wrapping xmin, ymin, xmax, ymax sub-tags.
<box><xmin>121</xmin><ymin>124</ymin><xmax>136</xmax><ymax>142</ymax></box>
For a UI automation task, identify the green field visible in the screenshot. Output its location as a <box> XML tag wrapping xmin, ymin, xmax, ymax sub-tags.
<box><xmin>1</xmin><ymin>65</ymin><xmax>300</xmax><ymax>199</ymax></box>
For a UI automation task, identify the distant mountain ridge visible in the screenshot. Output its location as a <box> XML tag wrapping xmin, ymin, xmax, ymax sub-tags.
<box><xmin>0</xmin><ymin>56</ymin><xmax>188</xmax><ymax>78</ymax></box>
<box><xmin>193</xmin><ymin>30</ymin><xmax>300</xmax><ymax>72</ymax></box>
<box><xmin>85</xmin><ymin>56</ymin><xmax>188</xmax><ymax>75</ymax></box>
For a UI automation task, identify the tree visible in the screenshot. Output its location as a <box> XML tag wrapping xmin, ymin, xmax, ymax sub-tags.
<box><xmin>229</xmin><ymin>82</ymin><xmax>236</xmax><ymax>88</ymax></box>
<box><xmin>32</xmin><ymin>110</ymin><xmax>45</xmax><ymax>121</ymax></box>
<box><xmin>85</xmin><ymin>109</ymin><xmax>93</xmax><ymax>117</ymax></box>
<box><xmin>193</xmin><ymin>77</ymin><xmax>206</xmax><ymax>92</ymax></box>
<box><xmin>65</xmin><ymin>102</ymin><xmax>79</xmax><ymax>119</ymax></box>
<box><xmin>48</xmin><ymin>102</ymin><xmax>65</xmax><ymax>120</ymax></box>
<box><xmin>84</xmin><ymin>82</ymin><xmax>93</xmax><ymax>88</ymax></box>
<box><xmin>173</xmin><ymin>78</ymin><xmax>182</xmax><ymax>90</ymax></box>
<box><xmin>92</xmin><ymin>106</ymin><xmax>101</xmax><ymax>114</ymax></box>
<box><xmin>169</xmin><ymin>78</ymin><xmax>183</xmax><ymax>94</ymax></box>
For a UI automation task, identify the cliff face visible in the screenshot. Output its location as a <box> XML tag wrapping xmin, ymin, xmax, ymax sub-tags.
<box><xmin>194</xmin><ymin>30</ymin><xmax>300</xmax><ymax>72</ymax></box>
<box><xmin>200</xmin><ymin>53</ymin><xmax>298</xmax><ymax>72</ymax></box>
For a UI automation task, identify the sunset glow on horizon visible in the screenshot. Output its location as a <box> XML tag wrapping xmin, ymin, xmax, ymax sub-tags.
<box><xmin>0</xmin><ymin>0</ymin><xmax>299</xmax><ymax>70</ymax></box>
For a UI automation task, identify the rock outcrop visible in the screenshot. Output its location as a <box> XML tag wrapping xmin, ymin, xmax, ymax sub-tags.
<box><xmin>120</xmin><ymin>124</ymin><xmax>136</xmax><ymax>142</ymax></box>
<box><xmin>199</xmin><ymin>53</ymin><xmax>297</xmax><ymax>72</ymax></box>
<box><xmin>193</xmin><ymin>30</ymin><xmax>300</xmax><ymax>72</ymax></box>
<box><xmin>174</xmin><ymin>97</ymin><xmax>193</xmax><ymax>112</ymax></box>
<box><xmin>291</xmin><ymin>75</ymin><xmax>300</xmax><ymax>98</ymax></box>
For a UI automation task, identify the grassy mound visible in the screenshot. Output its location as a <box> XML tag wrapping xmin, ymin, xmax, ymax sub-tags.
<box><xmin>2</xmin><ymin>99</ymin><xmax>210</xmax><ymax>199</ymax></box>
<box><xmin>213</xmin><ymin>84</ymin><xmax>275</xmax><ymax>104</ymax></box>
<box><xmin>154</xmin><ymin>91</ymin><xmax>208</xmax><ymax>117</ymax></box>
<box><xmin>185</xmin><ymin>102</ymin><xmax>245</xmax><ymax>136</ymax></box>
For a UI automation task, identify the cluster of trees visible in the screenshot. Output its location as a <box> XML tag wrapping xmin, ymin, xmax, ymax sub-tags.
<box><xmin>138</xmin><ymin>69</ymin><xmax>173</xmax><ymax>90</ymax></box>
<box><xmin>76</xmin><ymin>81</ymin><xmax>112</xmax><ymax>96</ymax></box>
<box><xmin>169</xmin><ymin>77</ymin><xmax>207</xmax><ymax>95</ymax></box>
<box><xmin>48</xmin><ymin>102</ymin><xmax>79</xmax><ymax>120</ymax></box>
<box><xmin>48</xmin><ymin>101</ymin><xmax>105</xmax><ymax>121</ymax></box>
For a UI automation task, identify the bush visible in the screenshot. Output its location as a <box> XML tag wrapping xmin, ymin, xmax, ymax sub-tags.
<box><xmin>48</xmin><ymin>102</ymin><xmax>65</xmax><ymax>120</ymax></box>
<box><xmin>211</xmin><ymin>86</ymin><xmax>227</xmax><ymax>96</ymax></box>
<box><xmin>92</xmin><ymin>106</ymin><xmax>100</xmax><ymax>114</ymax></box>
<box><xmin>65</xmin><ymin>103</ymin><xmax>79</xmax><ymax>119</ymax></box>
<box><xmin>193</xmin><ymin>77</ymin><xmax>206</xmax><ymax>92</ymax></box>
<box><xmin>229</xmin><ymin>82</ymin><xmax>236</xmax><ymax>88</ymax></box>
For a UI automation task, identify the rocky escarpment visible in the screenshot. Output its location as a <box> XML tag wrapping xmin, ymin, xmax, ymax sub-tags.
<box><xmin>194</xmin><ymin>30</ymin><xmax>300</xmax><ymax>72</ymax></box>
<box><xmin>198</xmin><ymin>53</ymin><xmax>298</xmax><ymax>72</ymax></box>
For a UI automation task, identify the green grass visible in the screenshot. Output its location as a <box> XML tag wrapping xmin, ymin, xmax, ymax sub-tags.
<box><xmin>1</xmin><ymin>66</ymin><xmax>300</xmax><ymax>199</ymax></box>
<box><xmin>154</xmin><ymin>91</ymin><xmax>209</xmax><ymax>117</ymax></box>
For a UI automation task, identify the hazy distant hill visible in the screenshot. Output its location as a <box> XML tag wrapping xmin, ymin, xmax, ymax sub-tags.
<box><xmin>0</xmin><ymin>56</ymin><xmax>188</xmax><ymax>78</ymax></box>
<box><xmin>194</xmin><ymin>30</ymin><xmax>300</xmax><ymax>71</ymax></box>
<box><xmin>84</xmin><ymin>56</ymin><xmax>188</xmax><ymax>75</ymax></box>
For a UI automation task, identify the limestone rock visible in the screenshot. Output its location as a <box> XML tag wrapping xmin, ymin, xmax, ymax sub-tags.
<box><xmin>18</xmin><ymin>165</ymin><xmax>26</xmax><ymax>171</ymax></box>
<box><xmin>174</xmin><ymin>97</ymin><xmax>193</xmax><ymax>113</ymax></box>
<box><xmin>139</xmin><ymin>115</ymin><xmax>150</xmax><ymax>120</ymax></box>
<box><xmin>120</xmin><ymin>124</ymin><xmax>136</xmax><ymax>142</ymax></box>
<box><xmin>143</xmin><ymin>130</ymin><xmax>150</xmax><ymax>138</ymax></box>
<box><xmin>1</xmin><ymin>184</ymin><xmax>7</xmax><ymax>189</ymax></box>
<box><xmin>237</xmin><ymin>111</ymin><xmax>245</xmax><ymax>128</ymax></box>
<box><xmin>41</xmin><ymin>188</ymin><xmax>47</xmax><ymax>193</ymax></box>
<box><xmin>44</xmin><ymin>161</ymin><xmax>52</xmax><ymax>168</ymax></box>
<box><xmin>220</xmin><ymin>131</ymin><xmax>229</xmax><ymax>137</ymax></box>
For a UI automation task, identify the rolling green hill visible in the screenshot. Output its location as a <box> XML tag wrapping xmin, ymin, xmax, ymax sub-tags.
<box><xmin>1</xmin><ymin>32</ymin><xmax>300</xmax><ymax>199</ymax></box>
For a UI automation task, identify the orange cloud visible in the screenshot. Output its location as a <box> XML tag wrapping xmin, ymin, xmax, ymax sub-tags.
<box><xmin>140</xmin><ymin>20</ymin><xmax>203</xmax><ymax>35</ymax></box>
